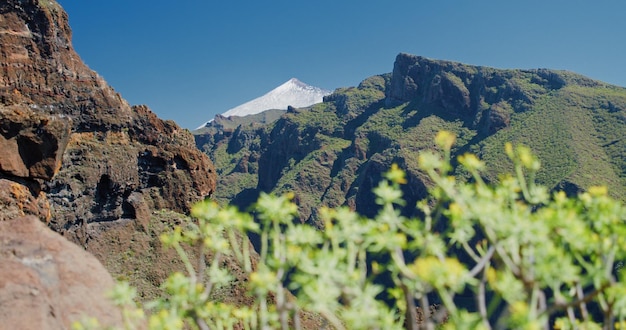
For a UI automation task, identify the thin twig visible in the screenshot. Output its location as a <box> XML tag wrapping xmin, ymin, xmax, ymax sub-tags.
<box><xmin>567</xmin><ymin>306</ymin><xmax>576</xmax><ymax>325</ymax></box>
<box><xmin>275</xmin><ymin>266</ymin><xmax>289</xmax><ymax>330</ymax></box>
<box><xmin>576</xmin><ymin>283</ymin><xmax>589</xmax><ymax>321</ymax></box>
<box><xmin>462</xmin><ymin>241</ymin><xmax>481</xmax><ymax>263</ymax></box>
<box><xmin>291</xmin><ymin>302</ymin><xmax>301</xmax><ymax>330</ymax></box>
<box><xmin>419</xmin><ymin>295</ymin><xmax>433</xmax><ymax>330</ymax></box>
<box><xmin>197</xmin><ymin>243</ymin><xmax>206</xmax><ymax>284</ymax></box>
<box><xmin>603</xmin><ymin>300</ymin><xmax>615</xmax><ymax>330</ymax></box>
<box><xmin>477</xmin><ymin>268</ymin><xmax>492</xmax><ymax>330</ymax></box>
<box><xmin>196</xmin><ymin>317</ymin><xmax>210</xmax><ymax>330</ymax></box>
<box><xmin>542</xmin><ymin>282</ymin><xmax>610</xmax><ymax>317</ymax></box>
<box><xmin>402</xmin><ymin>284</ymin><xmax>418</xmax><ymax>330</ymax></box>
<box><xmin>468</xmin><ymin>245</ymin><xmax>496</xmax><ymax>278</ymax></box>
<box><xmin>204</xmin><ymin>251</ymin><xmax>221</xmax><ymax>298</ymax></box>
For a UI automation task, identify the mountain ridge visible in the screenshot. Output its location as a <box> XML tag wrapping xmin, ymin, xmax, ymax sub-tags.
<box><xmin>195</xmin><ymin>53</ymin><xmax>626</xmax><ymax>225</ymax></box>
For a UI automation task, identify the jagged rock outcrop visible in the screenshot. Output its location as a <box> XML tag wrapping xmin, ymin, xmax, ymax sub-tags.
<box><xmin>0</xmin><ymin>0</ymin><xmax>220</xmax><ymax>305</ymax></box>
<box><xmin>0</xmin><ymin>105</ymin><xmax>71</xmax><ymax>180</ymax></box>
<box><xmin>0</xmin><ymin>104</ymin><xmax>121</xmax><ymax>328</ymax></box>
<box><xmin>0</xmin><ymin>105</ymin><xmax>70</xmax><ymax>221</ymax></box>
<box><xmin>385</xmin><ymin>53</ymin><xmax>610</xmax><ymax>136</ymax></box>
<box><xmin>0</xmin><ymin>0</ymin><xmax>216</xmax><ymax>239</ymax></box>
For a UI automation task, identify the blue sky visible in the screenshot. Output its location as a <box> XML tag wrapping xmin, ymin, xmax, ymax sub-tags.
<box><xmin>57</xmin><ymin>0</ymin><xmax>626</xmax><ymax>129</ymax></box>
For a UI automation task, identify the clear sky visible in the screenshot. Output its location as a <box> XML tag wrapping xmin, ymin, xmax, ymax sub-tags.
<box><xmin>56</xmin><ymin>0</ymin><xmax>626</xmax><ymax>129</ymax></box>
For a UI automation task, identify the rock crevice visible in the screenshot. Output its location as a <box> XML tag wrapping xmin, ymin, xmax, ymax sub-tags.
<box><xmin>0</xmin><ymin>0</ymin><xmax>216</xmax><ymax>236</ymax></box>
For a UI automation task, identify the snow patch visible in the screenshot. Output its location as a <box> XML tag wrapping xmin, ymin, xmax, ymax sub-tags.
<box><xmin>197</xmin><ymin>78</ymin><xmax>331</xmax><ymax>129</ymax></box>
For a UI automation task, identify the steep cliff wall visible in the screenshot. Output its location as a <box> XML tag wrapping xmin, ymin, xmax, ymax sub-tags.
<box><xmin>0</xmin><ymin>0</ymin><xmax>216</xmax><ymax>240</ymax></box>
<box><xmin>0</xmin><ymin>104</ymin><xmax>122</xmax><ymax>329</ymax></box>
<box><xmin>0</xmin><ymin>0</ymin><xmax>222</xmax><ymax>304</ymax></box>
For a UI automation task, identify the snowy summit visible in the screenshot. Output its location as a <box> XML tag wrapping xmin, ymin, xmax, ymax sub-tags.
<box><xmin>197</xmin><ymin>78</ymin><xmax>331</xmax><ymax>129</ymax></box>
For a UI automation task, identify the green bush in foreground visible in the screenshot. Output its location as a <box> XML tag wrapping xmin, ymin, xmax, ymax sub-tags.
<box><xmin>78</xmin><ymin>131</ymin><xmax>626</xmax><ymax>330</ymax></box>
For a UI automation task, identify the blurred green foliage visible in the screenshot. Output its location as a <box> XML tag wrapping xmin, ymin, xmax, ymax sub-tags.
<box><xmin>80</xmin><ymin>132</ymin><xmax>626</xmax><ymax>329</ymax></box>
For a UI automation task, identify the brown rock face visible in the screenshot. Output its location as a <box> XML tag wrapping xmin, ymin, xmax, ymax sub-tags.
<box><xmin>0</xmin><ymin>0</ymin><xmax>216</xmax><ymax>237</ymax></box>
<box><xmin>0</xmin><ymin>216</ymin><xmax>123</xmax><ymax>329</ymax></box>
<box><xmin>0</xmin><ymin>2</ymin><xmax>217</xmax><ymax>314</ymax></box>
<box><xmin>0</xmin><ymin>0</ymin><xmax>131</xmax><ymax>131</ymax></box>
<box><xmin>0</xmin><ymin>105</ymin><xmax>71</xmax><ymax>180</ymax></box>
<box><xmin>0</xmin><ymin>104</ymin><xmax>71</xmax><ymax>222</ymax></box>
<box><xmin>0</xmin><ymin>178</ymin><xmax>51</xmax><ymax>221</ymax></box>
<box><xmin>0</xmin><ymin>52</ymin><xmax>121</xmax><ymax>328</ymax></box>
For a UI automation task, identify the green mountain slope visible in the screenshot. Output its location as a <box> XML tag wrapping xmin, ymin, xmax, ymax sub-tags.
<box><xmin>195</xmin><ymin>53</ymin><xmax>626</xmax><ymax>225</ymax></box>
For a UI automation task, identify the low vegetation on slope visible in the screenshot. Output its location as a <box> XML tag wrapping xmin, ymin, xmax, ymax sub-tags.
<box><xmin>195</xmin><ymin>54</ymin><xmax>626</xmax><ymax>226</ymax></box>
<box><xmin>96</xmin><ymin>133</ymin><xmax>626</xmax><ymax>329</ymax></box>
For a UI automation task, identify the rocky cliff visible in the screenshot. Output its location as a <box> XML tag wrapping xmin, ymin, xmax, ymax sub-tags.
<box><xmin>0</xmin><ymin>0</ymin><xmax>216</xmax><ymax>239</ymax></box>
<box><xmin>0</xmin><ymin>103</ymin><xmax>123</xmax><ymax>328</ymax></box>
<box><xmin>0</xmin><ymin>0</ymin><xmax>220</xmax><ymax>307</ymax></box>
<box><xmin>197</xmin><ymin>53</ymin><xmax>626</xmax><ymax>224</ymax></box>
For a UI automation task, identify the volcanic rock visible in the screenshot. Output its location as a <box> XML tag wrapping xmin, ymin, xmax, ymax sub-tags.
<box><xmin>0</xmin><ymin>216</ymin><xmax>123</xmax><ymax>329</ymax></box>
<box><xmin>0</xmin><ymin>104</ymin><xmax>71</xmax><ymax>222</ymax></box>
<box><xmin>0</xmin><ymin>0</ymin><xmax>218</xmax><ymax>304</ymax></box>
<box><xmin>0</xmin><ymin>70</ymin><xmax>121</xmax><ymax>328</ymax></box>
<box><xmin>0</xmin><ymin>105</ymin><xmax>71</xmax><ymax>180</ymax></box>
<box><xmin>0</xmin><ymin>0</ymin><xmax>216</xmax><ymax>238</ymax></box>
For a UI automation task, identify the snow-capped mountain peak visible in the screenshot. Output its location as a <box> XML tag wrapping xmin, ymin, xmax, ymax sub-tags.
<box><xmin>197</xmin><ymin>78</ymin><xmax>331</xmax><ymax>129</ymax></box>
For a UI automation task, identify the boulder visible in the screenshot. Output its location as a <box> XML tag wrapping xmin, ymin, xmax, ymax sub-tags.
<box><xmin>0</xmin><ymin>216</ymin><xmax>123</xmax><ymax>329</ymax></box>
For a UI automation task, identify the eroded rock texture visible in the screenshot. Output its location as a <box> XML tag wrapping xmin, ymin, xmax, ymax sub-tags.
<box><xmin>0</xmin><ymin>0</ymin><xmax>219</xmax><ymax>306</ymax></box>
<box><xmin>0</xmin><ymin>66</ymin><xmax>121</xmax><ymax>329</ymax></box>
<box><xmin>0</xmin><ymin>105</ymin><xmax>70</xmax><ymax>221</ymax></box>
<box><xmin>0</xmin><ymin>216</ymin><xmax>123</xmax><ymax>329</ymax></box>
<box><xmin>0</xmin><ymin>0</ymin><xmax>216</xmax><ymax>240</ymax></box>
